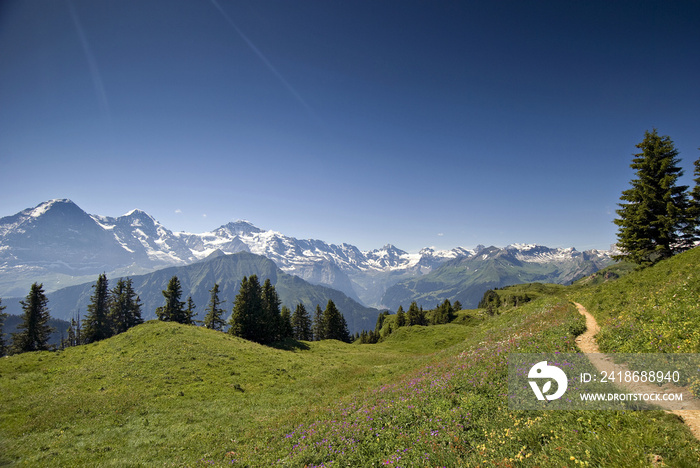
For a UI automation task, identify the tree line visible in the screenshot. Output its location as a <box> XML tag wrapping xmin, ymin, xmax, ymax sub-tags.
<box><xmin>0</xmin><ymin>273</ymin><xmax>352</xmax><ymax>356</ymax></box>
<box><xmin>355</xmin><ymin>299</ymin><xmax>461</xmax><ymax>344</ymax></box>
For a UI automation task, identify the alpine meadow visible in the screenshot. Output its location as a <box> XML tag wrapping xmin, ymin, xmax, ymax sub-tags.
<box><xmin>2</xmin><ymin>1</ymin><xmax>700</xmax><ymax>466</ymax></box>
<box><xmin>1</xmin><ymin>128</ymin><xmax>700</xmax><ymax>466</ymax></box>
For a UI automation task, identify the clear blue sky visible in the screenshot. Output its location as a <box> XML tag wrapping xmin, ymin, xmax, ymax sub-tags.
<box><xmin>1</xmin><ymin>0</ymin><xmax>698</xmax><ymax>252</ymax></box>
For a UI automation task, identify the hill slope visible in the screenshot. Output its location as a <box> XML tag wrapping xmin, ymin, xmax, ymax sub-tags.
<box><xmin>572</xmin><ymin>245</ymin><xmax>700</xmax><ymax>353</ymax></box>
<box><xmin>2</xmin><ymin>291</ymin><xmax>698</xmax><ymax>466</ymax></box>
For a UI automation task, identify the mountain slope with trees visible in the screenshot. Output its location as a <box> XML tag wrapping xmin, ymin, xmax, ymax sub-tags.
<box><xmin>381</xmin><ymin>244</ymin><xmax>612</xmax><ymax>310</ymax></box>
<box><xmin>1</xmin><ymin>252</ymin><xmax>379</xmax><ymax>336</ymax></box>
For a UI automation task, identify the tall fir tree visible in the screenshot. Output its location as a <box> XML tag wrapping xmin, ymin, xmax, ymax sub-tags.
<box><xmin>688</xmin><ymin>154</ymin><xmax>700</xmax><ymax>242</ymax></box>
<box><xmin>291</xmin><ymin>302</ymin><xmax>312</xmax><ymax>341</ymax></box>
<box><xmin>261</xmin><ymin>278</ymin><xmax>282</xmax><ymax>343</ymax></box>
<box><xmin>312</xmin><ymin>304</ymin><xmax>325</xmax><ymax>341</ymax></box>
<box><xmin>11</xmin><ymin>283</ymin><xmax>53</xmax><ymax>353</ymax></box>
<box><xmin>323</xmin><ymin>300</ymin><xmax>351</xmax><ymax>343</ymax></box>
<box><xmin>395</xmin><ymin>305</ymin><xmax>406</xmax><ymax>328</ymax></box>
<box><xmin>203</xmin><ymin>283</ymin><xmax>227</xmax><ymax>331</ymax></box>
<box><xmin>279</xmin><ymin>306</ymin><xmax>294</xmax><ymax>340</ymax></box>
<box><xmin>83</xmin><ymin>273</ymin><xmax>112</xmax><ymax>344</ymax></box>
<box><xmin>184</xmin><ymin>296</ymin><xmax>196</xmax><ymax>325</ymax></box>
<box><xmin>65</xmin><ymin>316</ymin><xmax>81</xmax><ymax>348</ymax></box>
<box><xmin>156</xmin><ymin>276</ymin><xmax>186</xmax><ymax>323</ymax></box>
<box><xmin>614</xmin><ymin>129</ymin><xmax>691</xmax><ymax>265</ymax></box>
<box><xmin>108</xmin><ymin>278</ymin><xmax>143</xmax><ymax>334</ymax></box>
<box><xmin>0</xmin><ymin>298</ymin><xmax>7</xmax><ymax>356</ymax></box>
<box><xmin>229</xmin><ymin>275</ymin><xmax>263</xmax><ymax>342</ymax></box>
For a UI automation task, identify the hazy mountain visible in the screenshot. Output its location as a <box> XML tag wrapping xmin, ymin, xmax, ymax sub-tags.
<box><xmin>0</xmin><ymin>200</ymin><xmax>614</xmax><ymax>309</ymax></box>
<box><xmin>1</xmin><ymin>252</ymin><xmax>380</xmax><ymax>335</ymax></box>
<box><xmin>381</xmin><ymin>244</ymin><xmax>614</xmax><ymax>310</ymax></box>
<box><xmin>0</xmin><ymin>200</ymin><xmax>472</xmax><ymax>303</ymax></box>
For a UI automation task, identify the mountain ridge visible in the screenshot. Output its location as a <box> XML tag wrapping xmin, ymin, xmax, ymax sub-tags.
<box><xmin>0</xmin><ymin>199</ymin><xmax>614</xmax><ymax>305</ymax></box>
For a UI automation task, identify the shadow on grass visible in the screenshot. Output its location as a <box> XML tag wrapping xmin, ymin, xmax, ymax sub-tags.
<box><xmin>270</xmin><ymin>338</ymin><xmax>310</xmax><ymax>351</ymax></box>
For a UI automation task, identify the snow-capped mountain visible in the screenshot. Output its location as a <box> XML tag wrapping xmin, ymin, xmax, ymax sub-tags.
<box><xmin>0</xmin><ymin>200</ymin><xmax>614</xmax><ymax>306</ymax></box>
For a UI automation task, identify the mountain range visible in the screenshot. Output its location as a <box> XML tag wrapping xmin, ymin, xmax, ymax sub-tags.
<box><xmin>0</xmin><ymin>199</ymin><xmax>615</xmax><ymax>310</ymax></box>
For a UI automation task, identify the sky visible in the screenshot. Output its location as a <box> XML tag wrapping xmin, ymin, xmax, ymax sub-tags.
<box><xmin>1</xmin><ymin>0</ymin><xmax>698</xmax><ymax>253</ymax></box>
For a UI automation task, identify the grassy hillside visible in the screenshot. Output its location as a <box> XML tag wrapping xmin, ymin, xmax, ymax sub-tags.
<box><xmin>572</xmin><ymin>246</ymin><xmax>700</xmax><ymax>353</ymax></box>
<box><xmin>3</xmin><ymin>292</ymin><xmax>699</xmax><ymax>466</ymax></box>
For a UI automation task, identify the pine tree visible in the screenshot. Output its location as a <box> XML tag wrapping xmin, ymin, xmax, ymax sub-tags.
<box><xmin>614</xmin><ymin>129</ymin><xmax>691</xmax><ymax>265</ymax></box>
<box><xmin>687</xmin><ymin>154</ymin><xmax>700</xmax><ymax>243</ymax></box>
<box><xmin>453</xmin><ymin>300</ymin><xmax>462</xmax><ymax>312</ymax></box>
<box><xmin>323</xmin><ymin>300</ymin><xmax>351</xmax><ymax>343</ymax></box>
<box><xmin>156</xmin><ymin>276</ymin><xmax>186</xmax><ymax>323</ymax></box>
<box><xmin>261</xmin><ymin>279</ymin><xmax>282</xmax><ymax>343</ymax></box>
<box><xmin>203</xmin><ymin>283</ymin><xmax>227</xmax><ymax>331</ymax></box>
<box><xmin>280</xmin><ymin>306</ymin><xmax>293</xmax><ymax>339</ymax></box>
<box><xmin>0</xmin><ymin>298</ymin><xmax>7</xmax><ymax>357</ymax></box>
<box><xmin>312</xmin><ymin>304</ymin><xmax>325</xmax><ymax>341</ymax></box>
<box><xmin>291</xmin><ymin>302</ymin><xmax>312</xmax><ymax>341</ymax></box>
<box><xmin>108</xmin><ymin>278</ymin><xmax>143</xmax><ymax>334</ymax></box>
<box><xmin>123</xmin><ymin>279</ymin><xmax>143</xmax><ymax>330</ymax></box>
<box><xmin>406</xmin><ymin>301</ymin><xmax>426</xmax><ymax>326</ymax></box>
<box><xmin>229</xmin><ymin>275</ymin><xmax>263</xmax><ymax>342</ymax></box>
<box><xmin>66</xmin><ymin>317</ymin><xmax>79</xmax><ymax>347</ymax></box>
<box><xmin>83</xmin><ymin>273</ymin><xmax>112</xmax><ymax>343</ymax></box>
<box><xmin>395</xmin><ymin>305</ymin><xmax>406</xmax><ymax>328</ymax></box>
<box><xmin>184</xmin><ymin>297</ymin><xmax>196</xmax><ymax>325</ymax></box>
<box><xmin>11</xmin><ymin>283</ymin><xmax>53</xmax><ymax>353</ymax></box>
<box><xmin>375</xmin><ymin>310</ymin><xmax>390</xmax><ymax>335</ymax></box>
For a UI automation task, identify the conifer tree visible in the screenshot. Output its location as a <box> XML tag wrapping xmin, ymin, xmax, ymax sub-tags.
<box><xmin>229</xmin><ymin>275</ymin><xmax>263</xmax><ymax>342</ymax></box>
<box><xmin>323</xmin><ymin>300</ymin><xmax>351</xmax><ymax>342</ymax></box>
<box><xmin>432</xmin><ymin>299</ymin><xmax>455</xmax><ymax>325</ymax></box>
<box><xmin>0</xmin><ymin>298</ymin><xmax>7</xmax><ymax>357</ymax></box>
<box><xmin>65</xmin><ymin>317</ymin><xmax>79</xmax><ymax>348</ymax></box>
<box><xmin>395</xmin><ymin>305</ymin><xmax>406</xmax><ymax>328</ymax></box>
<box><xmin>687</xmin><ymin>154</ymin><xmax>700</xmax><ymax>242</ymax></box>
<box><xmin>280</xmin><ymin>306</ymin><xmax>293</xmax><ymax>339</ymax></box>
<box><xmin>406</xmin><ymin>301</ymin><xmax>426</xmax><ymax>326</ymax></box>
<box><xmin>184</xmin><ymin>296</ymin><xmax>196</xmax><ymax>325</ymax></box>
<box><xmin>375</xmin><ymin>310</ymin><xmax>390</xmax><ymax>335</ymax></box>
<box><xmin>312</xmin><ymin>304</ymin><xmax>325</xmax><ymax>341</ymax></box>
<box><xmin>83</xmin><ymin>273</ymin><xmax>112</xmax><ymax>343</ymax></box>
<box><xmin>614</xmin><ymin>129</ymin><xmax>691</xmax><ymax>265</ymax></box>
<box><xmin>156</xmin><ymin>276</ymin><xmax>186</xmax><ymax>323</ymax></box>
<box><xmin>203</xmin><ymin>283</ymin><xmax>227</xmax><ymax>331</ymax></box>
<box><xmin>108</xmin><ymin>278</ymin><xmax>143</xmax><ymax>334</ymax></box>
<box><xmin>453</xmin><ymin>300</ymin><xmax>462</xmax><ymax>312</ymax></box>
<box><xmin>11</xmin><ymin>283</ymin><xmax>53</xmax><ymax>353</ymax></box>
<box><xmin>261</xmin><ymin>279</ymin><xmax>282</xmax><ymax>343</ymax></box>
<box><xmin>291</xmin><ymin>302</ymin><xmax>312</xmax><ymax>341</ymax></box>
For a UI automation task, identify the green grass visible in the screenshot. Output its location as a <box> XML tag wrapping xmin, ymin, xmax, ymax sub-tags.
<box><xmin>2</xmin><ymin>248</ymin><xmax>700</xmax><ymax>466</ymax></box>
<box><xmin>0</xmin><ymin>321</ymin><xmax>472</xmax><ymax>466</ymax></box>
<box><xmin>572</xmin><ymin>246</ymin><xmax>700</xmax><ymax>353</ymax></box>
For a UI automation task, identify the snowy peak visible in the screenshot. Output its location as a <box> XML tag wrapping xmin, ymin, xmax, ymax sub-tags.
<box><xmin>504</xmin><ymin>243</ymin><xmax>611</xmax><ymax>263</ymax></box>
<box><xmin>0</xmin><ymin>199</ymin><xmax>616</xmax><ymax>305</ymax></box>
<box><xmin>214</xmin><ymin>220</ymin><xmax>263</xmax><ymax>237</ymax></box>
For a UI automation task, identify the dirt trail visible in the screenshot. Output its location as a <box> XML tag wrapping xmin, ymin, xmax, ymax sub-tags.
<box><xmin>573</xmin><ymin>302</ymin><xmax>700</xmax><ymax>440</ymax></box>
